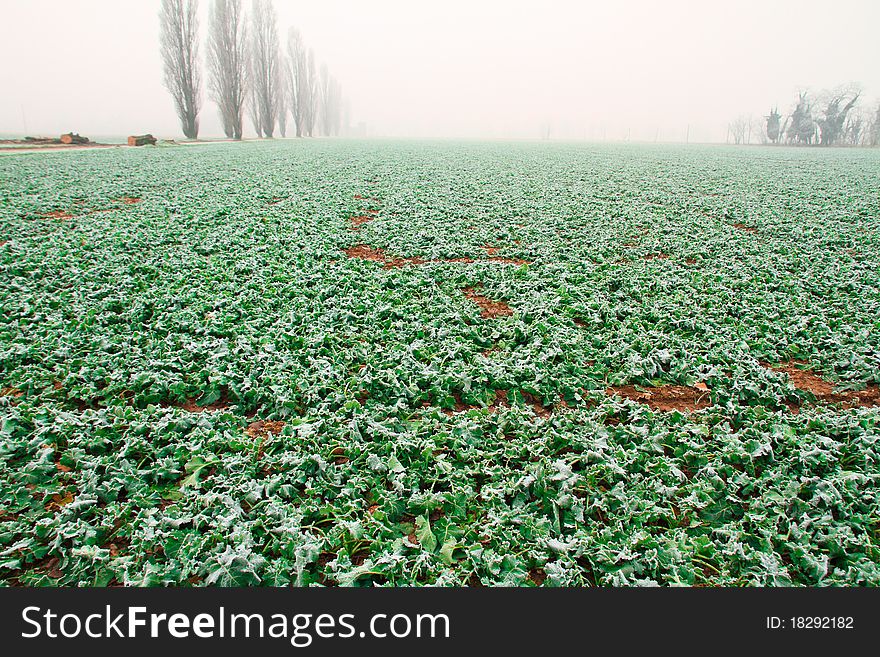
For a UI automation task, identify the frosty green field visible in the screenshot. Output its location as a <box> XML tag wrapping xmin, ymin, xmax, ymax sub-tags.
<box><xmin>1</xmin><ymin>140</ymin><xmax>879</xmax><ymax>586</ymax></box>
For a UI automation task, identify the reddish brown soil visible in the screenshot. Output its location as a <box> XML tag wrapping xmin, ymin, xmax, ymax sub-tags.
<box><xmin>623</xmin><ymin>241</ymin><xmax>639</xmax><ymax>248</ymax></box>
<box><xmin>527</xmin><ymin>568</ymin><xmax>547</xmax><ymax>586</ymax></box>
<box><xmin>439</xmin><ymin>390</ymin><xmax>509</xmax><ymax>415</ymax></box>
<box><xmin>244</xmin><ymin>420</ymin><xmax>286</xmax><ymax>439</ymax></box>
<box><xmin>732</xmin><ymin>223</ymin><xmax>757</xmax><ymax>233</ymax></box>
<box><xmin>0</xmin><ymin>387</ymin><xmax>23</xmax><ymax>398</ymax></box>
<box><xmin>344</xmin><ymin>245</ymin><xmax>529</xmax><ymax>268</ymax></box>
<box><xmin>606</xmin><ymin>384</ymin><xmax>712</xmax><ymax>412</ymax></box>
<box><xmin>483</xmin><ymin>245</ymin><xmax>499</xmax><ymax>256</ymax></box>
<box><xmin>365</xmin><ymin>209</ymin><xmax>379</xmax><ymax>215</ymax></box>
<box><xmin>117</xmin><ymin>197</ymin><xmax>142</xmax><ymax>204</ymax></box>
<box><xmin>343</xmin><ymin>244</ymin><xmax>423</xmax><ymax>268</ymax></box>
<box><xmin>354</xmin><ymin>194</ymin><xmax>365</xmax><ymax>200</ymax></box>
<box><xmin>521</xmin><ymin>391</ymin><xmax>553</xmax><ymax>418</ymax></box>
<box><xmin>643</xmin><ymin>253</ymin><xmax>670</xmax><ymax>261</ymax></box>
<box><xmin>348</xmin><ymin>215</ymin><xmax>374</xmax><ymax>230</ymax></box>
<box><xmin>765</xmin><ymin>361</ymin><xmax>880</xmax><ymax>409</ymax></box>
<box><xmin>685</xmin><ymin>258</ymin><xmax>697</xmax><ymax>265</ymax></box>
<box><xmin>40</xmin><ymin>210</ymin><xmax>75</xmax><ymax>220</ymax></box>
<box><xmin>462</xmin><ymin>287</ymin><xmax>513</xmax><ymax>318</ymax></box>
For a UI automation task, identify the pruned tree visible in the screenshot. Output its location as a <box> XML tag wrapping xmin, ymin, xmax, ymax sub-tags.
<box><xmin>248</xmin><ymin>0</ymin><xmax>280</xmax><ymax>138</ymax></box>
<box><xmin>786</xmin><ymin>92</ymin><xmax>816</xmax><ymax>145</ymax></box>
<box><xmin>207</xmin><ymin>0</ymin><xmax>247</xmax><ymax>140</ymax></box>
<box><xmin>817</xmin><ymin>89</ymin><xmax>860</xmax><ymax>146</ymax></box>
<box><xmin>766</xmin><ymin>108</ymin><xmax>783</xmax><ymax>144</ymax></box>
<box><xmin>159</xmin><ymin>0</ymin><xmax>202</xmax><ymax>139</ymax></box>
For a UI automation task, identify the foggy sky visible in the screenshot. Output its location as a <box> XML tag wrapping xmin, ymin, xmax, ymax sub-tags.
<box><xmin>1</xmin><ymin>0</ymin><xmax>878</xmax><ymax>142</ymax></box>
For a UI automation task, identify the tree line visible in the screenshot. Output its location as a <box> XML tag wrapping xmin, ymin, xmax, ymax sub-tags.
<box><xmin>160</xmin><ymin>0</ymin><xmax>344</xmax><ymax>140</ymax></box>
<box><xmin>728</xmin><ymin>87</ymin><xmax>879</xmax><ymax>147</ymax></box>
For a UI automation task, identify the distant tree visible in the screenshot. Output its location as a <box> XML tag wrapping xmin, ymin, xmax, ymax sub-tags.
<box><xmin>817</xmin><ymin>89</ymin><xmax>860</xmax><ymax>146</ymax></box>
<box><xmin>319</xmin><ymin>63</ymin><xmax>331</xmax><ymax>136</ymax></box>
<box><xmin>766</xmin><ymin>108</ymin><xmax>783</xmax><ymax>144</ymax></box>
<box><xmin>159</xmin><ymin>0</ymin><xmax>202</xmax><ymax>139</ymax></box>
<box><xmin>786</xmin><ymin>92</ymin><xmax>816</xmax><ymax>145</ymax></box>
<box><xmin>751</xmin><ymin>116</ymin><xmax>768</xmax><ymax>144</ymax></box>
<box><xmin>277</xmin><ymin>77</ymin><xmax>288</xmax><ymax>137</ymax></box>
<box><xmin>248</xmin><ymin>0</ymin><xmax>281</xmax><ymax>138</ymax></box>
<box><xmin>729</xmin><ymin>115</ymin><xmax>748</xmax><ymax>144</ymax></box>
<box><xmin>207</xmin><ymin>0</ymin><xmax>247</xmax><ymax>140</ymax></box>
<box><xmin>843</xmin><ymin>111</ymin><xmax>864</xmax><ymax>146</ymax></box>
<box><xmin>284</xmin><ymin>28</ymin><xmax>308</xmax><ymax>137</ymax></box>
<box><xmin>304</xmin><ymin>48</ymin><xmax>318</xmax><ymax>137</ymax></box>
<box><xmin>870</xmin><ymin>103</ymin><xmax>880</xmax><ymax>147</ymax></box>
<box><xmin>329</xmin><ymin>77</ymin><xmax>343</xmax><ymax>136</ymax></box>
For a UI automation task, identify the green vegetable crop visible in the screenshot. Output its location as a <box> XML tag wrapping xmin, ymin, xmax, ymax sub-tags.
<box><xmin>0</xmin><ymin>140</ymin><xmax>878</xmax><ymax>586</ymax></box>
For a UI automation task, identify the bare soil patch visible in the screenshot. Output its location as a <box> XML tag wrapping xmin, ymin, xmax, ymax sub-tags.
<box><xmin>40</xmin><ymin>210</ymin><xmax>75</xmax><ymax>220</ymax></box>
<box><xmin>343</xmin><ymin>244</ymin><xmax>423</xmax><ymax>268</ymax></box>
<box><xmin>439</xmin><ymin>390</ymin><xmax>509</xmax><ymax>415</ymax></box>
<box><xmin>521</xmin><ymin>391</ymin><xmax>553</xmax><ymax>418</ymax></box>
<box><xmin>643</xmin><ymin>253</ymin><xmax>670</xmax><ymax>261</ymax></box>
<box><xmin>606</xmin><ymin>384</ymin><xmax>712</xmax><ymax>412</ymax></box>
<box><xmin>765</xmin><ymin>361</ymin><xmax>880</xmax><ymax>409</ymax></box>
<box><xmin>685</xmin><ymin>257</ymin><xmax>697</xmax><ymax>265</ymax></box>
<box><xmin>117</xmin><ymin>197</ymin><xmax>142</xmax><ymax>205</ymax></box>
<box><xmin>245</xmin><ymin>420</ymin><xmax>286</xmax><ymax>439</ymax></box>
<box><xmin>462</xmin><ymin>287</ymin><xmax>513</xmax><ymax>318</ymax></box>
<box><xmin>344</xmin><ymin>245</ymin><xmax>529</xmax><ymax>268</ymax></box>
<box><xmin>732</xmin><ymin>223</ymin><xmax>757</xmax><ymax>233</ymax></box>
<box><xmin>348</xmin><ymin>215</ymin><xmax>374</xmax><ymax>230</ymax></box>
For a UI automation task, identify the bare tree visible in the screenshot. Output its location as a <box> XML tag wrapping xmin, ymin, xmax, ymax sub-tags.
<box><xmin>207</xmin><ymin>0</ymin><xmax>247</xmax><ymax>140</ymax></box>
<box><xmin>285</xmin><ymin>28</ymin><xmax>307</xmax><ymax>137</ymax></box>
<box><xmin>751</xmin><ymin>116</ymin><xmax>768</xmax><ymax>144</ymax></box>
<box><xmin>248</xmin><ymin>0</ymin><xmax>280</xmax><ymax>138</ymax></box>
<box><xmin>870</xmin><ymin>103</ymin><xmax>880</xmax><ymax>147</ymax></box>
<box><xmin>159</xmin><ymin>0</ymin><xmax>202</xmax><ymax>139</ymax></box>
<box><xmin>277</xmin><ymin>75</ymin><xmax>288</xmax><ymax>137</ymax></box>
<box><xmin>319</xmin><ymin>63</ymin><xmax>331</xmax><ymax>136</ymax></box>
<box><xmin>329</xmin><ymin>77</ymin><xmax>343</xmax><ymax>136</ymax></box>
<box><xmin>728</xmin><ymin>115</ymin><xmax>748</xmax><ymax>144</ymax></box>
<box><xmin>304</xmin><ymin>48</ymin><xmax>318</xmax><ymax>136</ymax></box>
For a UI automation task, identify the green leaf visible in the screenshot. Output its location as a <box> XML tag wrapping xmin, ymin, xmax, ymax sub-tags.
<box><xmin>415</xmin><ymin>515</ymin><xmax>437</xmax><ymax>553</ymax></box>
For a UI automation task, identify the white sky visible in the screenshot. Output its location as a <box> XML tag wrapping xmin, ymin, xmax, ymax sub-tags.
<box><xmin>1</xmin><ymin>0</ymin><xmax>878</xmax><ymax>141</ymax></box>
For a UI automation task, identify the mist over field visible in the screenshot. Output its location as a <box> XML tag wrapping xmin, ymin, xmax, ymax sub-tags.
<box><xmin>1</xmin><ymin>0</ymin><xmax>878</xmax><ymax>142</ymax></box>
